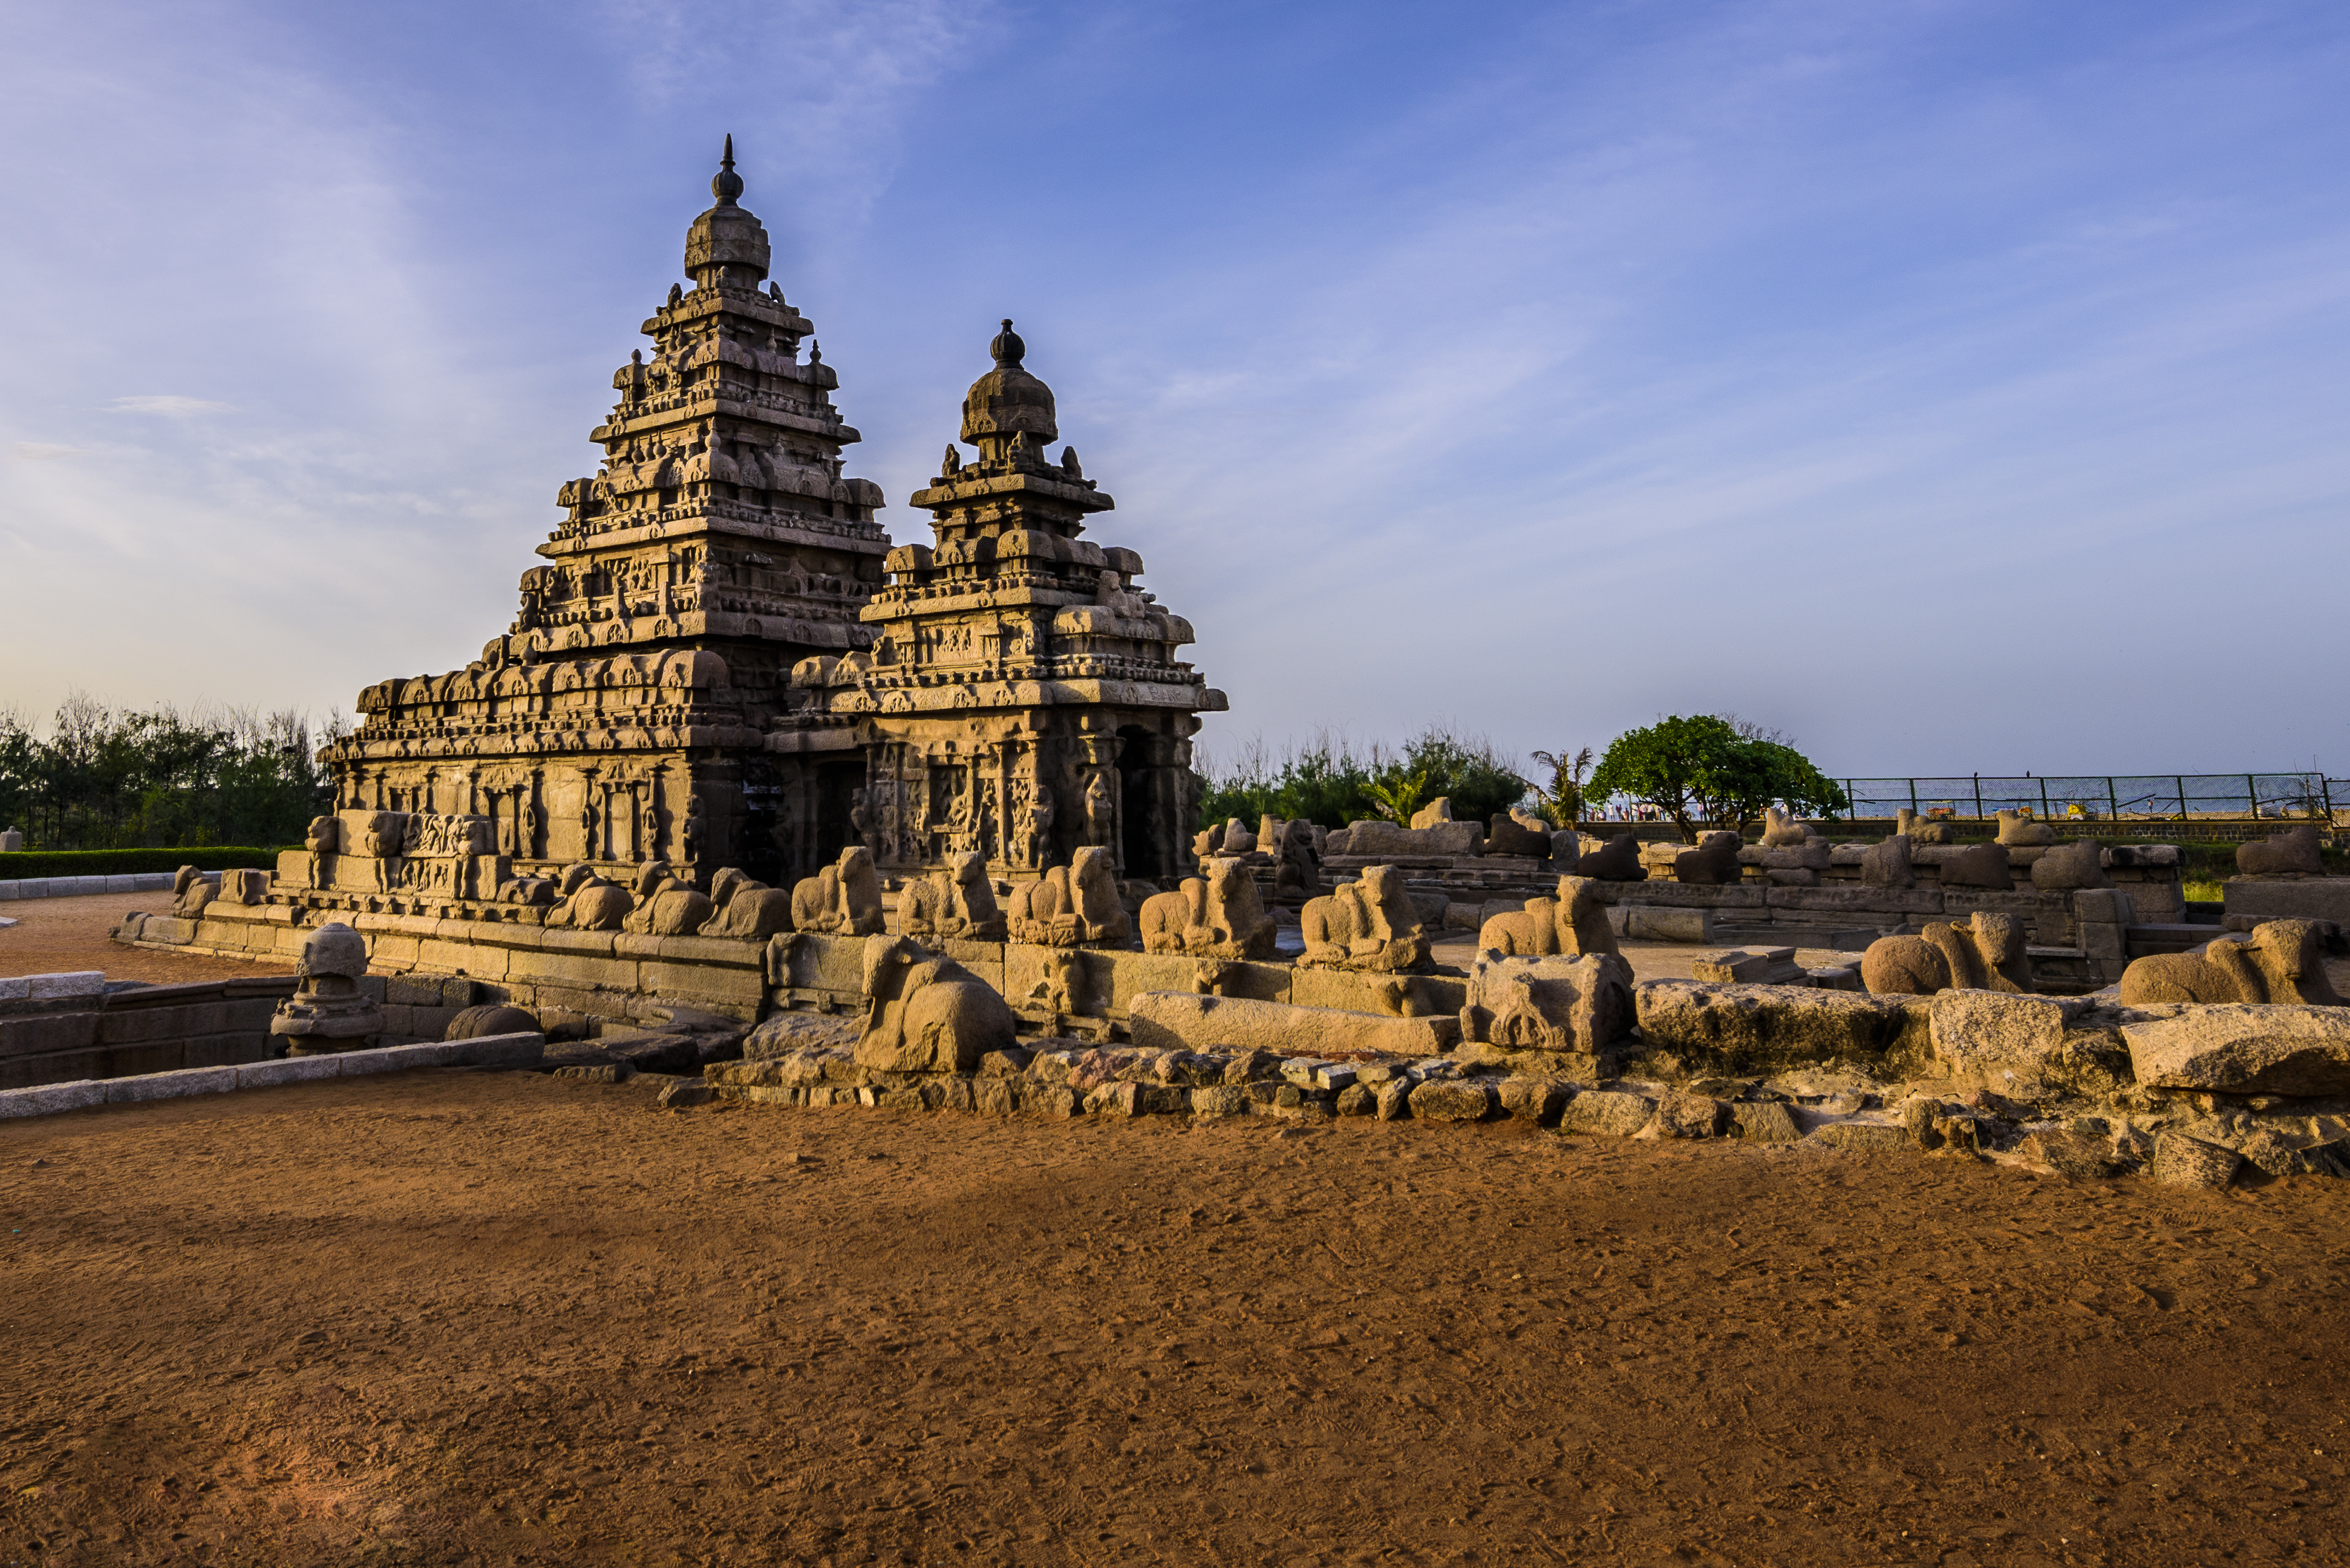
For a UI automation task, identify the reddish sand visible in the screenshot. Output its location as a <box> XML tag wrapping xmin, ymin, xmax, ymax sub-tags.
<box><xmin>3</xmin><ymin>1072</ymin><xmax>2347</xmax><ymax>1566</ymax></box>
<box><xmin>0</xmin><ymin>893</ymin><xmax>293</xmax><ymax>985</ymax></box>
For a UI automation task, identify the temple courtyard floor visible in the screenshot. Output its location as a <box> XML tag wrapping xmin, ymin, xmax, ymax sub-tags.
<box><xmin>4</xmin><ymin>1055</ymin><xmax>2348</xmax><ymax>1567</ymax></box>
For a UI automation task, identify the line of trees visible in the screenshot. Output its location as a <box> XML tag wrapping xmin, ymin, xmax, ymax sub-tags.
<box><xmin>0</xmin><ymin>694</ymin><xmax>344</xmax><ymax>852</ymax></box>
<box><xmin>1195</xmin><ymin>714</ymin><xmax>1849</xmax><ymax>843</ymax></box>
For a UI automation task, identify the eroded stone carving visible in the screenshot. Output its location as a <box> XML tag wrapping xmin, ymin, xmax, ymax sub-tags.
<box><xmin>1137</xmin><ymin>857</ymin><xmax>1276</xmax><ymax>958</ymax></box>
<box><xmin>1995</xmin><ymin>809</ymin><xmax>2056</xmax><ymax>847</ymax></box>
<box><xmin>1572</xmin><ymin>831</ymin><xmax>1645</xmax><ymax>882</ymax></box>
<box><xmin>1409</xmin><ymin>798</ymin><xmax>1453</xmax><ymax>830</ymax></box>
<box><xmin>898</xmin><ymin>851</ymin><xmax>1006</xmax><ymax>942</ymax></box>
<box><xmin>699</xmin><ymin>866</ymin><xmax>796</xmax><ymax>939</ymax></box>
<box><xmin>1007</xmin><ymin>845</ymin><xmax>1129</xmax><ymax>948</ymax></box>
<box><xmin>853</xmin><ymin>934</ymin><xmax>1018</xmax><ymax>1073</ymax></box>
<box><xmin>1860</xmin><ymin>912</ymin><xmax>2032</xmax><ymax>997</ymax></box>
<box><xmin>1477</xmin><ymin>874</ymin><xmax>1620</xmax><ymax>960</ymax></box>
<box><xmin>1675</xmin><ymin>831</ymin><xmax>1742</xmax><ymax>886</ymax></box>
<box><xmin>2030</xmin><ymin>839</ymin><xmax>2110</xmax><ymax>892</ymax></box>
<box><xmin>1861</xmin><ymin>834</ymin><xmax>1914</xmax><ymax>890</ymax></box>
<box><xmin>1937</xmin><ymin>841</ymin><xmax>2013</xmax><ymax>890</ymax></box>
<box><xmin>792</xmin><ymin>846</ymin><xmax>886</xmax><ymax>935</ymax></box>
<box><xmin>172</xmin><ymin>865</ymin><xmax>217</xmax><ymax>919</ymax></box>
<box><xmin>1459</xmin><ymin>951</ymin><xmax>1635</xmax><ymax>1055</ymax></box>
<box><xmin>269</xmin><ymin>922</ymin><xmax>383</xmax><ymax>1055</ymax></box>
<box><xmin>2239</xmin><ymin>825</ymin><xmax>2326</xmax><ymax>876</ymax></box>
<box><xmin>2118</xmin><ymin>920</ymin><xmax>2345</xmax><ymax>1007</ymax></box>
<box><xmin>1300</xmin><ymin>864</ymin><xmax>1428</xmax><ymax>972</ymax></box>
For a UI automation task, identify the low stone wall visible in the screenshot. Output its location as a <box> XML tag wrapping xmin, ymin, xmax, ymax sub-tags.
<box><xmin>0</xmin><ymin>1032</ymin><xmax>545</xmax><ymax>1119</ymax></box>
<box><xmin>0</xmin><ymin>870</ymin><xmax>210</xmax><ymax>902</ymax></box>
<box><xmin>1</xmin><ymin>969</ymin><xmax>296</xmax><ymax>1090</ymax></box>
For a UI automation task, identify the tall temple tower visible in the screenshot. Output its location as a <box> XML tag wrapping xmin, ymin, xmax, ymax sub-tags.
<box><xmin>771</xmin><ymin>320</ymin><xmax>1224</xmax><ymax>885</ymax></box>
<box><xmin>322</xmin><ymin>142</ymin><xmax>890</xmax><ymax>883</ymax></box>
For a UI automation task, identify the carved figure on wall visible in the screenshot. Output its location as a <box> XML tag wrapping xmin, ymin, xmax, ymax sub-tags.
<box><xmin>521</xmin><ymin>799</ymin><xmax>541</xmax><ymax>861</ymax></box>
<box><xmin>1007</xmin><ymin>846</ymin><xmax>1131</xmax><ymax>948</ymax></box>
<box><xmin>305</xmin><ymin>815</ymin><xmax>340</xmax><ymax>890</ymax></box>
<box><xmin>1299</xmin><ymin>864</ymin><xmax>1429</xmax><ymax>973</ymax></box>
<box><xmin>898</xmin><ymin>851</ymin><xmax>1006</xmax><ymax>942</ymax></box>
<box><xmin>2118</xmin><ymin>919</ymin><xmax>2345</xmax><ymax>1007</ymax></box>
<box><xmin>1460</xmin><ymin>951</ymin><xmax>1636</xmax><ymax>1056</ymax></box>
<box><xmin>849</xmin><ymin>787</ymin><xmax>872</xmax><ymax>847</ymax></box>
<box><xmin>579</xmin><ymin>790</ymin><xmax>602</xmax><ymax>862</ymax></box>
<box><xmin>680</xmin><ymin>793</ymin><xmax>705</xmax><ymax>865</ymax></box>
<box><xmin>1861</xmin><ymin>912</ymin><xmax>2034</xmax><ymax>997</ymax></box>
<box><xmin>1081</xmin><ymin>772</ymin><xmax>1115</xmax><ymax>848</ymax></box>
<box><xmin>1477</xmin><ymin>875</ymin><xmax>1620</xmax><ymax>960</ymax></box>
<box><xmin>852</xmin><ymin>934</ymin><xmax>1019</xmax><ymax>1073</ymax></box>
<box><xmin>1138</xmin><ymin>857</ymin><xmax>1276</xmax><ymax>958</ymax></box>
<box><xmin>791</xmin><ymin>845</ymin><xmax>886</xmax><ymax>935</ymax></box>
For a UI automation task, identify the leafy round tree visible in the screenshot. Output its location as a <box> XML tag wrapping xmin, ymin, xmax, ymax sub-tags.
<box><xmin>1587</xmin><ymin>715</ymin><xmax>1847</xmax><ymax>843</ymax></box>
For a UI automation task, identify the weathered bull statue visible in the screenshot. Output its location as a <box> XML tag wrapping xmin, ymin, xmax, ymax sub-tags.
<box><xmin>1300</xmin><ymin>864</ymin><xmax>1428</xmax><ymax>972</ymax></box>
<box><xmin>898</xmin><ymin>851</ymin><xmax>1006</xmax><ymax>942</ymax></box>
<box><xmin>1007</xmin><ymin>845</ymin><xmax>1130</xmax><ymax>948</ymax></box>
<box><xmin>1860</xmin><ymin>912</ymin><xmax>2034</xmax><ymax>996</ymax></box>
<box><xmin>853</xmin><ymin>934</ymin><xmax>1019</xmax><ymax>1073</ymax></box>
<box><xmin>698</xmin><ymin>867</ymin><xmax>796</xmax><ymax>940</ymax></box>
<box><xmin>792</xmin><ymin>845</ymin><xmax>886</xmax><ymax>936</ymax></box>
<box><xmin>1138</xmin><ymin>857</ymin><xmax>1278</xmax><ymax>959</ymax></box>
<box><xmin>2118</xmin><ymin>919</ymin><xmax>2345</xmax><ymax>1007</ymax></box>
<box><xmin>1477</xmin><ymin>874</ymin><xmax>1621</xmax><ymax>960</ymax></box>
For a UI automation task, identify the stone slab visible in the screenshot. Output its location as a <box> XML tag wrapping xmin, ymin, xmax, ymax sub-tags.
<box><xmin>1127</xmin><ymin>992</ymin><xmax>1452</xmax><ymax>1056</ymax></box>
<box><xmin>235</xmin><ymin>1056</ymin><xmax>345</xmax><ymax>1088</ymax></box>
<box><xmin>1927</xmin><ymin>991</ymin><xmax>2088</xmax><ymax>1073</ymax></box>
<box><xmin>27</xmin><ymin>971</ymin><xmax>106</xmax><ymax>1002</ymax></box>
<box><xmin>2122</xmin><ymin>1004</ymin><xmax>2350</xmax><ymax>1097</ymax></box>
<box><xmin>2224</xmin><ymin>878</ymin><xmax>2350</xmax><ymax>928</ymax></box>
<box><xmin>103</xmin><ymin>1065</ymin><xmax>240</xmax><ymax>1103</ymax></box>
<box><xmin>0</xmin><ymin>1079</ymin><xmax>106</xmax><ymax>1117</ymax></box>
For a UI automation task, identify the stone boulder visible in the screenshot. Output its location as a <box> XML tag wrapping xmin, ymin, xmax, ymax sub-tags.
<box><xmin>1557</xmin><ymin>1089</ymin><xmax>1655</xmax><ymax>1138</ymax></box>
<box><xmin>446</xmin><ymin>1003</ymin><xmax>538</xmax><ymax>1041</ymax></box>
<box><xmin>2121</xmin><ymin>1004</ymin><xmax>2350</xmax><ymax>1097</ymax></box>
<box><xmin>2031</xmin><ymin>839</ymin><xmax>2110</xmax><ymax>892</ymax></box>
<box><xmin>1861</xmin><ymin>834</ymin><xmax>1913</xmax><ymax>889</ymax></box>
<box><xmin>1633</xmin><ymin>980</ymin><xmax>1911</xmax><ymax>1072</ymax></box>
<box><xmin>2239</xmin><ymin>824</ymin><xmax>2326</xmax><ymax>876</ymax></box>
<box><xmin>1408</xmin><ymin>1079</ymin><xmax>1493</xmax><ymax>1122</ymax></box>
<box><xmin>1936</xmin><ymin>841</ymin><xmax>2013</xmax><ymax>891</ymax></box>
<box><xmin>2151</xmin><ymin>1132</ymin><xmax>2241</xmax><ymax>1190</ymax></box>
<box><xmin>1342</xmin><ymin>819</ymin><xmax>1485</xmax><ymax>858</ymax></box>
<box><xmin>1926</xmin><ymin>991</ymin><xmax>2083</xmax><ymax>1074</ymax></box>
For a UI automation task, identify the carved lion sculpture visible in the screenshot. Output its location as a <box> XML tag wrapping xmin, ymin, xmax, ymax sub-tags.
<box><xmin>2239</xmin><ymin>825</ymin><xmax>2326</xmax><ymax>877</ymax></box>
<box><xmin>1299</xmin><ymin>864</ymin><xmax>1428</xmax><ymax>972</ymax></box>
<box><xmin>897</xmin><ymin>851</ymin><xmax>1006</xmax><ymax>942</ymax></box>
<box><xmin>1994</xmin><ymin>810</ymin><xmax>2055</xmax><ymax>847</ymax></box>
<box><xmin>853</xmin><ymin>934</ymin><xmax>1019</xmax><ymax>1074</ymax></box>
<box><xmin>1572</xmin><ymin>831</ymin><xmax>1645</xmax><ymax>882</ymax></box>
<box><xmin>697</xmin><ymin>866</ymin><xmax>795</xmax><ymax>940</ymax></box>
<box><xmin>1674</xmin><ymin>831</ymin><xmax>1743</xmax><ymax>886</ymax></box>
<box><xmin>2118</xmin><ymin>919</ymin><xmax>2346</xmax><ymax>1007</ymax></box>
<box><xmin>1477</xmin><ymin>874</ymin><xmax>1621</xmax><ymax>960</ymax></box>
<box><xmin>1138</xmin><ymin>857</ymin><xmax>1277</xmax><ymax>958</ymax></box>
<box><xmin>791</xmin><ymin>845</ymin><xmax>886</xmax><ymax>936</ymax></box>
<box><xmin>1860</xmin><ymin>912</ymin><xmax>2033</xmax><ymax>996</ymax></box>
<box><xmin>1007</xmin><ymin>846</ymin><xmax>1131</xmax><ymax>948</ymax></box>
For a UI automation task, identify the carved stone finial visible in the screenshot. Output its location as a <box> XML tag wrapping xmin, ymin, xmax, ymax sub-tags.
<box><xmin>808</xmin><ymin>339</ymin><xmax>822</xmax><ymax>365</ymax></box>
<box><xmin>941</xmin><ymin>444</ymin><xmax>962</xmax><ymax>475</ymax></box>
<box><xmin>1060</xmin><ymin>445</ymin><xmax>1082</xmax><ymax>479</ymax></box>
<box><xmin>713</xmin><ymin>134</ymin><xmax>744</xmax><ymax>207</ymax></box>
<box><xmin>990</xmin><ymin>318</ymin><xmax>1025</xmax><ymax>368</ymax></box>
<box><xmin>667</xmin><ymin>283</ymin><xmax>682</xmax><ymax>307</ymax></box>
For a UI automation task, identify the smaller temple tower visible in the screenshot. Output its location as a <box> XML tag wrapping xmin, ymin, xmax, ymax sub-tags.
<box><xmin>772</xmin><ymin>322</ymin><xmax>1224</xmax><ymax>884</ymax></box>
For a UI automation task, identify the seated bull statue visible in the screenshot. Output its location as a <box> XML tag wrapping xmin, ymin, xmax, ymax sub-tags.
<box><xmin>1570</xmin><ymin>830</ymin><xmax>1645</xmax><ymax>882</ymax></box>
<box><xmin>854</xmin><ymin>934</ymin><xmax>1019</xmax><ymax>1073</ymax></box>
<box><xmin>1994</xmin><ymin>808</ymin><xmax>2055</xmax><ymax>847</ymax></box>
<box><xmin>1477</xmin><ymin>874</ymin><xmax>1621</xmax><ymax>960</ymax></box>
<box><xmin>897</xmin><ymin>851</ymin><xmax>1006</xmax><ymax>942</ymax></box>
<box><xmin>1760</xmin><ymin>807</ymin><xmax>1815</xmax><ymax>848</ymax></box>
<box><xmin>1861</xmin><ymin>912</ymin><xmax>2033</xmax><ymax>996</ymax></box>
<box><xmin>698</xmin><ymin>867</ymin><xmax>796</xmax><ymax>940</ymax></box>
<box><xmin>551</xmin><ymin>864</ymin><xmax>633</xmax><ymax>931</ymax></box>
<box><xmin>2118</xmin><ymin>919</ymin><xmax>2345</xmax><ymax>1007</ymax></box>
<box><xmin>1675</xmin><ymin>830</ymin><xmax>1743</xmax><ymax>886</ymax></box>
<box><xmin>1299</xmin><ymin>863</ymin><xmax>1428</xmax><ymax>973</ymax></box>
<box><xmin>2238</xmin><ymin>824</ymin><xmax>2326</xmax><ymax>877</ymax></box>
<box><xmin>1138</xmin><ymin>856</ymin><xmax>1278</xmax><ymax>959</ymax></box>
<box><xmin>172</xmin><ymin>864</ymin><xmax>217</xmax><ymax>919</ymax></box>
<box><xmin>623</xmin><ymin>862</ymin><xmax>715</xmax><ymax>937</ymax></box>
<box><xmin>791</xmin><ymin>845</ymin><xmax>886</xmax><ymax>936</ymax></box>
<box><xmin>1007</xmin><ymin>845</ymin><xmax>1130</xmax><ymax>948</ymax></box>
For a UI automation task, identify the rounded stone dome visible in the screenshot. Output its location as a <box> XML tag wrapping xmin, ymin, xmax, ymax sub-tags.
<box><xmin>298</xmin><ymin>922</ymin><xmax>369</xmax><ymax>980</ymax></box>
<box><xmin>684</xmin><ymin>139</ymin><xmax>771</xmax><ymax>288</ymax></box>
<box><xmin>959</xmin><ymin>319</ymin><xmax>1058</xmax><ymax>444</ymax></box>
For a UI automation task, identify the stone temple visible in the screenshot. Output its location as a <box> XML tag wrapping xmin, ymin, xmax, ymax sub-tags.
<box><xmin>322</xmin><ymin>144</ymin><xmax>1221</xmax><ymax>891</ymax></box>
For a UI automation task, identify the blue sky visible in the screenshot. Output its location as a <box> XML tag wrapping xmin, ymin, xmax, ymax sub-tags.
<box><xmin>2</xmin><ymin>0</ymin><xmax>2346</xmax><ymax>778</ymax></box>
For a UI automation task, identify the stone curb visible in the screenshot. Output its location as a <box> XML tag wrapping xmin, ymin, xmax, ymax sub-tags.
<box><xmin>0</xmin><ymin>1032</ymin><xmax>543</xmax><ymax>1119</ymax></box>
<box><xmin>0</xmin><ymin>871</ymin><xmax>207</xmax><ymax>903</ymax></box>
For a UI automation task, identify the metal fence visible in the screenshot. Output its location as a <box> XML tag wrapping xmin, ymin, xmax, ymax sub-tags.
<box><xmin>1836</xmin><ymin>774</ymin><xmax>2343</xmax><ymax>822</ymax></box>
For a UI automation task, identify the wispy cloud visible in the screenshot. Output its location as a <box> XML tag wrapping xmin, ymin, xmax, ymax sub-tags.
<box><xmin>109</xmin><ymin>395</ymin><xmax>234</xmax><ymax>416</ymax></box>
<box><xmin>11</xmin><ymin>443</ymin><xmax>83</xmax><ymax>461</ymax></box>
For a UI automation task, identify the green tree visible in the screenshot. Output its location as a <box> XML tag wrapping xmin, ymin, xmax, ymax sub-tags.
<box><xmin>1527</xmin><ymin>746</ymin><xmax>1593</xmax><ymax>826</ymax></box>
<box><xmin>1588</xmin><ymin>715</ymin><xmax>1847</xmax><ymax>843</ymax></box>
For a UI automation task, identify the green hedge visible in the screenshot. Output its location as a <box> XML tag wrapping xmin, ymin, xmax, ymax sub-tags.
<box><xmin>0</xmin><ymin>846</ymin><xmax>295</xmax><ymax>880</ymax></box>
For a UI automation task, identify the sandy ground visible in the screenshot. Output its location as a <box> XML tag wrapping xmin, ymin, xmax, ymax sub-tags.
<box><xmin>3</xmin><ymin>1072</ymin><xmax>2348</xmax><ymax>1567</ymax></box>
<box><xmin>0</xmin><ymin>894</ymin><xmax>293</xmax><ymax>985</ymax></box>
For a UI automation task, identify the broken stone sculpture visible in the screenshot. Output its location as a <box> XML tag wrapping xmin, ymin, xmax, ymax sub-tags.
<box><xmin>1674</xmin><ymin>831</ymin><xmax>1742</xmax><ymax>886</ymax></box>
<box><xmin>1270</xmin><ymin>818</ymin><xmax>1320</xmax><ymax>903</ymax></box>
<box><xmin>1221</xmin><ymin>818</ymin><xmax>1257</xmax><ymax>854</ymax></box>
<box><xmin>269</xmin><ymin>922</ymin><xmax>384</xmax><ymax>1055</ymax></box>
<box><xmin>1760</xmin><ymin>807</ymin><xmax>1813</xmax><ymax>848</ymax></box>
<box><xmin>791</xmin><ymin>845</ymin><xmax>886</xmax><ymax>936</ymax></box>
<box><xmin>1006</xmin><ymin>845</ymin><xmax>1131</xmax><ymax>948</ymax></box>
<box><xmin>897</xmin><ymin>851</ymin><xmax>1007</xmax><ymax>942</ymax></box>
<box><xmin>2029</xmin><ymin>839</ymin><xmax>2110</xmax><ymax>892</ymax></box>
<box><xmin>699</xmin><ymin>867</ymin><xmax>797</xmax><ymax>940</ymax></box>
<box><xmin>1459</xmin><ymin>951</ymin><xmax>1635</xmax><ymax>1057</ymax></box>
<box><xmin>1299</xmin><ymin>864</ymin><xmax>1429</xmax><ymax>972</ymax></box>
<box><xmin>1936</xmin><ymin>841</ymin><xmax>2014</xmax><ymax>891</ymax></box>
<box><xmin>1861</xmin><ymin>833</ymin><xmax>1914</xmax><ymax>890</ymax></box>
<box><xmin>1572</xmin><ymin>831</ymin><xmax>1645</xmax><ymax>882</ymax></box>
<box><xmin>172</xmin><ymin>864</ymin><xmax>217</xmax><ymax>919</ymax></box>
<box><xmin>1476</xmin><ymin>874</ymin><xmax>1621</xmax><ymax>960</ymax></box>
<box><xmin>1191</xmin><ymin>823</ymin><xmax>1224</xmax><ymax>860</ymax></box>
<box><xmin>1138</xmin><ymin>856</ymin><xmax>1277</xmax><ymax>958</ymax></box>
<box><xmin>1485</xmin><ymin>813</ymin><xmax>1554</xmax><ymax>857</ymax></box>
<box><xmin>1860</xmin><ymin>912</ymin><xmax>2034</xmax><ymax>997</ymax></box>
<box><xmin>852</xmin><ymin>934</ymin><xmax>1018</xmax><ymax>1073</ymax></box>
<box><xmin>2239</xmin><ymin>824</ymin><xmax>2326</xmax><ymax>876</ymax></box>
<box><xmin>1409</xmin><ymin>798</ymin><xmax>1454</xmax><ymax>830</ymax></box>
<box><xmin>2117</xmin><ymin>920</ymin><xmax>2346</xmax><ymax>1007</ymax></box>
<box><xmin>1895</xmin><ymin>807</ymin><xmax>1953</xmax><ymax>846</ymax></box>
<box><xmin>1025</xmin><ymin>946</ymin><xmax>1085</xmax><ymax>1015</ymax></box>
<box><xmin>1994</xmin><ymin>809</ymin><xmax>2056</xmax><ymax>847</ymax></box>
